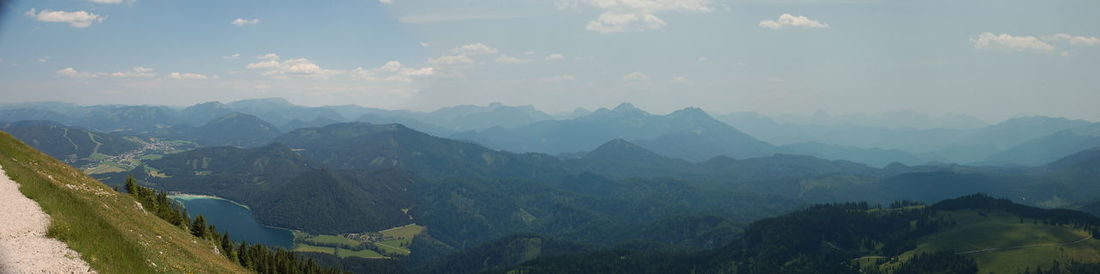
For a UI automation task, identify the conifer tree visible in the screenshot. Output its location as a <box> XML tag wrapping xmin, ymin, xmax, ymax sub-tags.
<box><xmin>220</xmin><ymin>233</ymin><xmax>236</xmax><ymax>261</ymax></box>
<box><xmin>191</xmin><ymin>215</ymin><xmax>208</xmax><ymax>238</ymax></box>
<box><xmin>124</xmin><ymin>175</ymin><xmax>138</xmax><ymax>194</ymax></box>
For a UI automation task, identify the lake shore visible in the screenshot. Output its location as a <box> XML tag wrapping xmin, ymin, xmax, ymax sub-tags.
<box><xmin>168</xmin><ymin>193</ymin><xmax>252</xmax><ymax>210</ymax></box>
<box><xmin>169</xmin><ymin>192</ymin><xmax>301</xmax><ymax>248</ymax></box>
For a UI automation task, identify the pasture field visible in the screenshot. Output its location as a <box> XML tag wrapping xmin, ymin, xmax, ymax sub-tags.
<box><xmin>292</xmin><ymin>224</ymin><xmax>425</xmax><ymax>258</ymax></box>
<box><xmin>293</xmin><ymin>243</ymin><xmax>385</xmax><ymax>259</ymax></box>
<box><xmin>896</xmin><ymin>209</ymin><xmax>1100</xmax><ymax>273</ymax></box>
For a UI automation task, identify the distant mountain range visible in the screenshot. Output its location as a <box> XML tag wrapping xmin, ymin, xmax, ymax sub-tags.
<box><xmin>5</xmin><ymin>110</ymin><xmax>1100</xmax><ymax>273</ymax></box>
<box><xmin>4</xmin><ymin>98</ymin><xmax>1099</xmax><ymax>169</ymax></box>
<box><xmin>453</xmin><ymin>103</ymin><xmax>784</xmax><ymax>160</ymax></box>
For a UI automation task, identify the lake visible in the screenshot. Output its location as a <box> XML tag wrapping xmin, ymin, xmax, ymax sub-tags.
<box><xmin>170</xmin><ymin>195</ymin><xmax>294</xmax><ymax>248</ymax></box>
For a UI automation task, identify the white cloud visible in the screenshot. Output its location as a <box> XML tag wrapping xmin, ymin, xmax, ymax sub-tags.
<box><xmin>380</xmin><ymin>0</ymin><xmax>394</xmax><ymax>4</ymax></box>
<box><xmin>38</xmin><ymin>57</ymin><xmax>50</xmax><ymax>63</ymax></box>
<box><xmin>232</xmin><ymin>18</ymin><xmax>260</xmax><ymax>26</ymax></box>
<box><xmin>168</xmin><ymin>72</ymin><xmax>210</xmax><ymax>80</ymax></box>
<box><xmin>429</xmin><ymin>55</ymin><xmax>474</xmax><ymax>66</ymax></box>
<box><xmin>89</xmin><ymin>0</ymin><xmax>127</xmax><ymax>4</ymax></box>
<box><xmin>759</xmin><ymin>14</ymin><xmax>829</xmax><ymax>30</ymax></box>
<box><xmin>258</xmin><ymin>53</ymin><xmax>280</xmax><ymax>60</ymax></box>
<box><xmin>420</xmin><ymin>42</ymin><xmax>431</xmax><ymax>47</ymax></box>
<box><xmin>970</xmin><ymin>32</ymin><xmax>1100</xmax><ymax>55</ymax></box>
<box><xmin>223</xmin><ymin>53</ymin><xmax>241</xmax><ymax>60</ymax></box>
<box><xmin>586</xmin><ymin>12</ymin><xmax>667</xmax><ymax>33</ymax></box>
<box><xmin>25</xmin><ymin>8</ymin><xmax>105</xmax><ymax>28</ymax></box>
<box><xmin>697</xmin><ymin>56</ymin><xmax>708</xmax><ymax>62</ymax></box>
<box><xmin>538</xmin><ymin>74</ymin><xmax>577</xmax><ymax>83</ymax></box>
<box><xmin>971</xmin><ymin>33</ymin><xmax>1055</xmax><ymax>52</ymax></box>
<box><xmin>622</xmin><ymin>71</ymin><xmax>650</xmax><ymax>82</ymax></box>
<box><xmin>110</xmin><ymin>67</ymin><xmax>156</xmax><ymax>78</ymax></box>
<box><xmin>1042</xmin><ymin>33</ymin><xmax>1100</xmax><ymax>47</ymax></box>
<box><xmin>672</xmin><ymin>76</ymin><xmax>692</xmax><ymax>83</ymax></box>
<box><xmin>496</xmin><ymin>53</ymin><xmax>563</xmax><ymax>63</ymax></box>
<box><xmin>56</xmin><ymin>66</ymin><xmax>156</xmax><ymax>78</ymax></box>
<box><xmin>451</xmin><ymin>43</ymin><xmax>498</xmax><ymax>55</ymax></box>
<box><xmin>496</xmin><ymin>55</ymin><xmax>533</xmax><ymax>64</ymax></box>
<box><xmin>246</xmin><ymin>54</ymin><xmax>342</xmax><ymax>79</ymax></box>
<box><xmin>351</xmin><ymin>61</ymin><xmax>433</xmax><ymax>82</ymax></box>
<box><xmin>564</xmin><ymin>0</ymin><xmax>714</xmax><ymax>33</ymax></box>
<box><xmin>57</xmin><ymin>67</ymin><xmax>93</xmax><ymax>78</ymax></box>
<box><xmin>429</xmin><ymin>43</ymin><xmax>499</xmax><ymax>66</ymax></box>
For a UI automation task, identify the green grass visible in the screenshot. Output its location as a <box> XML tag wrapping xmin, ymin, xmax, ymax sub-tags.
<box><xmin>0</xmin><ymin>132</ymin><xmax>248</xmax><ymax>273</ymax></box>
<box><xmin>304</xmin><ymin>234</ymin><xmax>361</xmax><ymax>247</ymax></box>
<box><xmin>896</xmin><ymin>209</ymin><xmax>1100</xmax><ymax>273</ymax></box>
<box><xmin>294</xmin><ymin>243</ymin><xmax>337</xmax><ymax>254</ymax></box>
<box><xmin>83</xmin><ymin>164</ymin><xmax>126</xmax><ymax>175</ymax></box>
<box><xmin>374</xmin><ymin>224</ymin><xmax>424</xmax><ymax>256</ymax></box>
<box><xmin>293</xmin><ymin>243</ymin><xmax>386</xmax><ymax>259</ymax></box>
<box><xmin>294</xmin><ymin>224</ymin><xmax>425</xmax><ymax>257</ymax></box>
<box><xmin>380</xmin><ymin>224</ymin><xmax>424</xmax><ymax>244</ymax></box>
<box><xmin>88</xmin><ymin>153</ymin><xmax>111</xmax><ymax>160</ymax></box>
<box><xmin>374</xmin><ymin>241</ymin><xmax>409</xmax><ymax>256</ymax></box>
<box><xmin>140</xmin><ymin>154</ymin><xmax>164</xmax><ymax>161</ymax></box>
<box><xmin>337</xmin><ymin>248</ymin><xmax>385</xmax><ymax>259</ymax></box>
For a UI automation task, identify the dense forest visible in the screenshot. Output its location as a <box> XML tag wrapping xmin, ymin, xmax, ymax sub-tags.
<box><xmin>487</xmin><ymin>194</ymin><xmax>1100</xmax><ymax>273</ymax></box>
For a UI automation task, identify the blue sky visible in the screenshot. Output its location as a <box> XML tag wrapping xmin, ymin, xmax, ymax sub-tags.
<box><xmin>1</xmin><ymin>0</ymin><xmax>1098</xmax><ymax>121</ymax></box>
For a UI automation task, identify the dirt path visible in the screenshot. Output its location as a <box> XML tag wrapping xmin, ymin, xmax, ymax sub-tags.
<box><xmin>0</xmin><ymin>164</ymin><xmax>96</xmax><ymax>274</ymax></box>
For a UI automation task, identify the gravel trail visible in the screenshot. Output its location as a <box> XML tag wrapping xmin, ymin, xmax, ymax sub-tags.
<box><xmin>0</xmin><ymin>164</ymin><xmax>96</xmax><ymax>274</ymax></box>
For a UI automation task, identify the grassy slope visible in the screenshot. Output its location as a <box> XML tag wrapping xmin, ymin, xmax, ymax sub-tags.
<box><xmin>377</xmin><ymin>224</ymin><xmax>424</xmax><ymax>256</ymax></box>
<box><xmin>295</xmin><ymin>224</ymin><xmax>425</xmax><ymax>259</ymax></box>
<box><xmin>901</xmin><ymin>209</ymin><xmax>1100</xmax><ymax>273</ymax></box>
<box><xmin>0</xmin><ymin>131</ymin><xmax>248</xmax><ymax>273</ymax></box>
<box><xmin>293</xmin><ymin>243</ymin><xmax>386</xmax><ymax>259</ymax></box>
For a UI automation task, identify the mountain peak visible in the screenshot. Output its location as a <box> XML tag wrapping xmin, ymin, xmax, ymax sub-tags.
<box><xmin>585</xmin><ymin>139</ymin><xmax>666</xmax><ymax>161</ymax></box>
<box><xmin>228</xmin><ymin>97</ymin><xmax>294</xmax><ymax>108</ymax></box>
<box><xmin>612</xmin><ymin>102</ymin><xmax>639</xmax><ymax>112</ymax></box>
<box><xmin>668</xmin><ymin>107</ymin><xmax>712</xmax><ymax>119</ymax></box>
<box><xmin>1046</xmin><ymin>147</ymin><xmax>1100</xmax><ymax>170</ymax></box>
<box><xmin>207</xmin><ymin>112</ymin><xmax>264</xmax><ymax>124</ymax></box>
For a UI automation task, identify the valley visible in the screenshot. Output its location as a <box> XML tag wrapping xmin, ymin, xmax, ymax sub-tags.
<box><xmin>7</xmin><ymin>1</ymin><xmax>1098</xmax><ymax>273</ymax></box>
<box><xmin>4</xmin><ymin>99</ymin><xmax>1100</xmax><ymax>273</ymax></box>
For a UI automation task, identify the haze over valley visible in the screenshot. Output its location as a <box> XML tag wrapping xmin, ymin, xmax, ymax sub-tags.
<box><xmin>3</xmin><ymin>0</ymin><xmax>1100</xmax><ymax>273</ymax></box>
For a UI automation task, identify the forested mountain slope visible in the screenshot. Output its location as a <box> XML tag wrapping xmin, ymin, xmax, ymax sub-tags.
<box><xmin>501</xmin><ymin>194</ymin><xmax>1100</xmax><ymax>274</ymax></box>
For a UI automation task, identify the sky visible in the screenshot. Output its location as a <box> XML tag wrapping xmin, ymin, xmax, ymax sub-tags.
<box><xmin>0</xmin><ymin>0</ymin><xmax>1098</xmax><ymax>121</ymax></box>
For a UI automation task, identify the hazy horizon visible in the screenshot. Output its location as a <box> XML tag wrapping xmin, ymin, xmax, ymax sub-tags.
<box><xmin>6</xmin><ymin>96</ymin><xmax>1100</xmax><ymax>126</ymax></box>
<box><xmin>3</xmin><ymin>0</ymin><xmax>1099</xmax><ymax>122</ymax></box>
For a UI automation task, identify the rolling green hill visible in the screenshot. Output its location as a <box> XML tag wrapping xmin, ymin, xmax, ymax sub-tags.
<box><xmin>0</xmin><ymin>131</ymin><xmax>249</xmax><ymax>273</ymax></box>
<box><xmin>503</xmin><ymin>194</ymin><xmax>1100</xmax><ymax>274</ymax></box>
<box><xmin>191</xmin><ymin>112</ymin><xmax>282</xmax><ymax>147</ymax></box>
<box><xmin>97</xmin><ymin>144</ymin><xmax>415</xmax><ymax>234</ymax></box>
<box><xmin>1</xmin><ymin>120</ymin><xmax>139</xmax><ymax>162</ymax></box>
